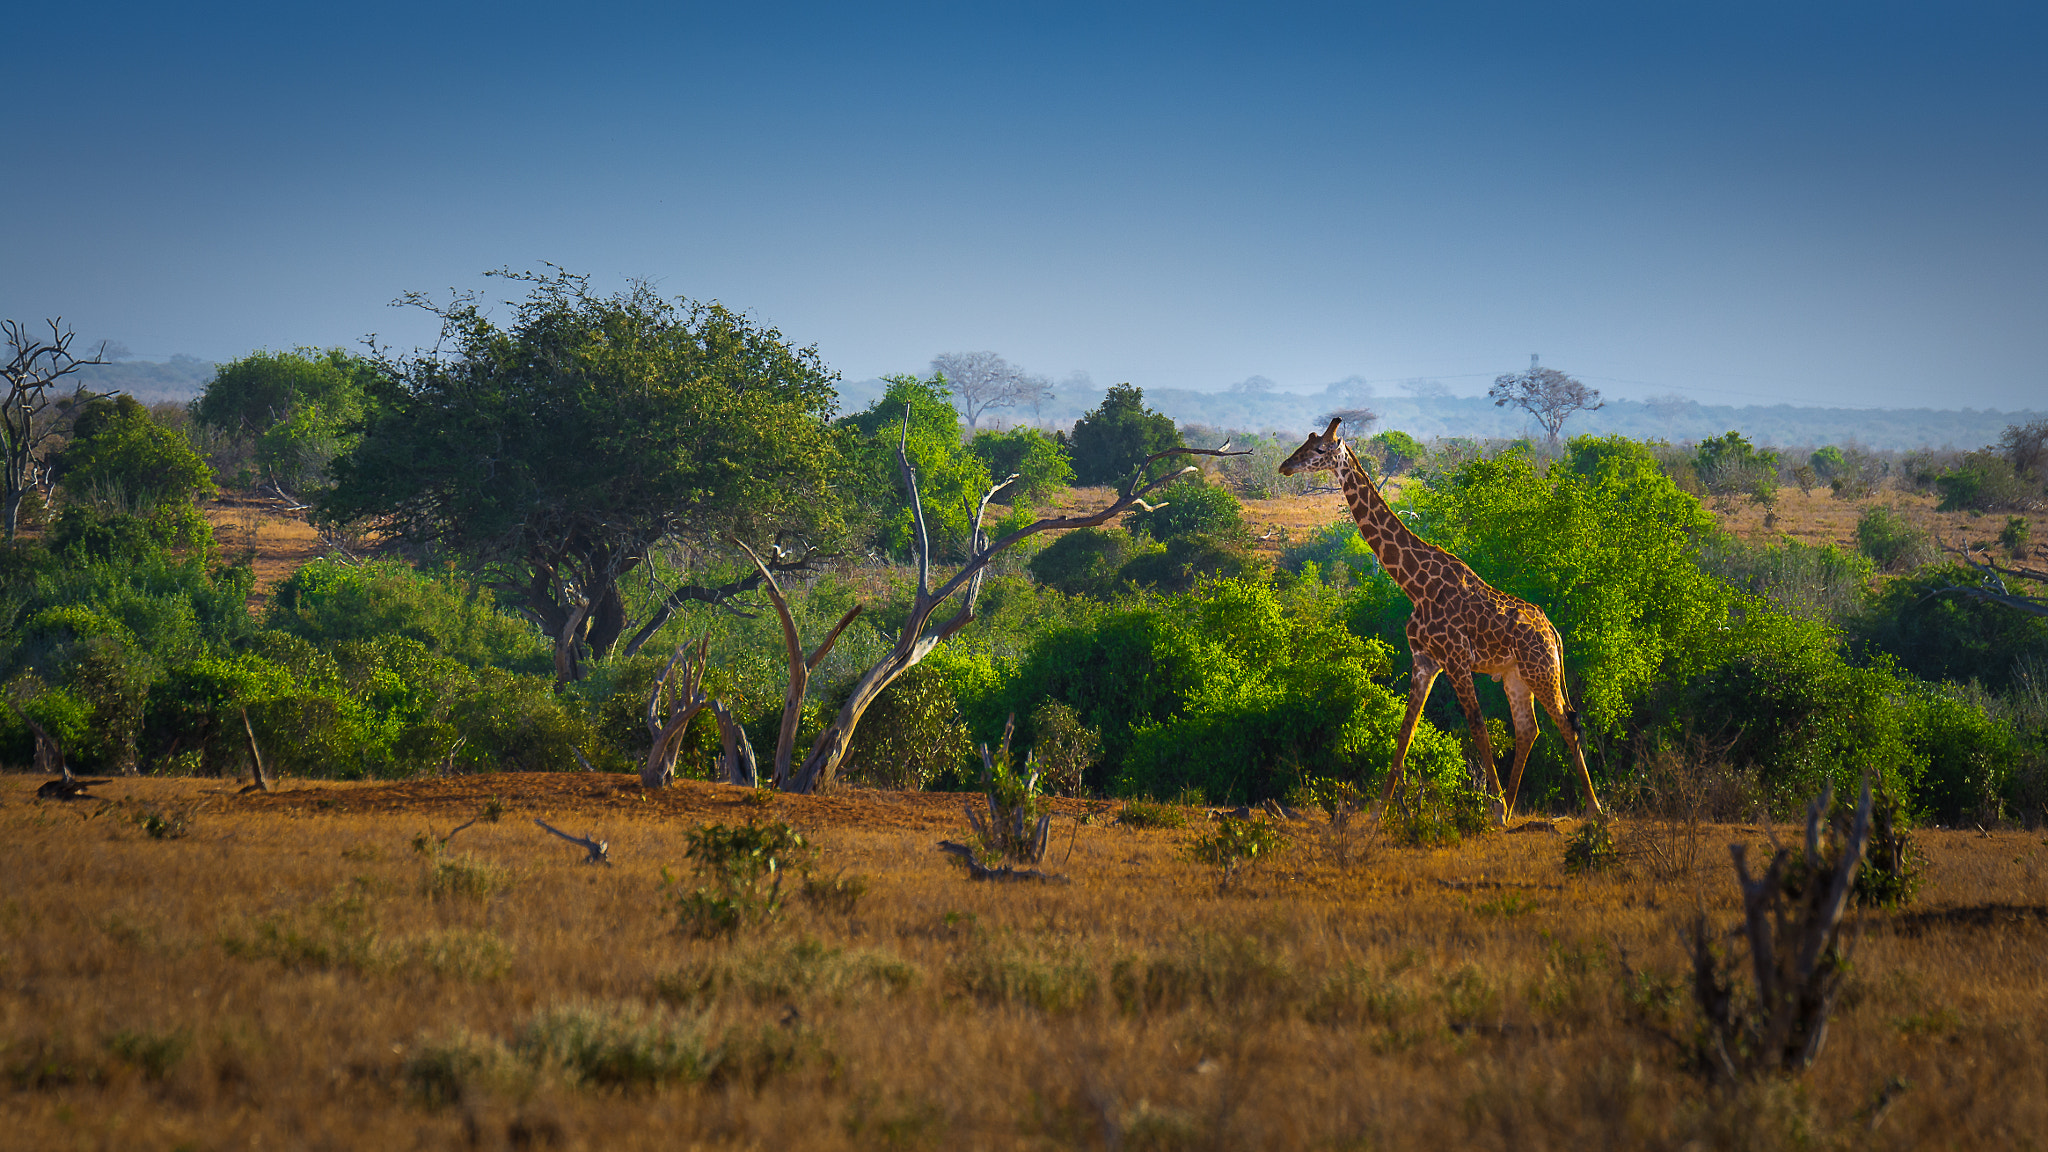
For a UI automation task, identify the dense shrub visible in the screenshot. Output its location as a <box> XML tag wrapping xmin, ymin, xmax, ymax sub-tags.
<box><xmin>1854</xmin><ymin>506</ymin><xmax>1934</xmax><ymax>571</ymax></box>
<box><xmin>1935</xmin><ymin>451</ymin><xmax>2038</xmax><ymax>512</ymax></box>
<box><xmin>967</xmin><ymin>426</ymin><xmax>1072</xmax><ymax>505</ymax></box>
<box><xmin>1672</xmin><ymin>614</ymin><xmax>1923</xmax><ymax>807</ymax></box>
<box><xmin>266</xmin><ymin>560</ymin><xmax>550</xmax><ymax>674</ymax></box>
<box><xmin>1693</xmin><ymin>430</ymin><xmax>1778</xmax><ymax>503</ymax></box>
<box><xmin>1115</xmin><ymin>534</ymin><xmax>1263</xmax><ymax>594</ymax></box>
<box><xmin>1279</xmin><ymin>518</ymin><xmax>1378</xmax><ymax>584</ymax></box>
<box><xmin>1124</xmin><ymin>476</ymin><xmax>1247</xmax><ymax>544</ymax></box>
<box><xmin>1851</xmin><ymin>564</ymin><xmax>2048</xmax><ymax>692</ymax></box>
<box><xmin>1027</xmin><ymin>528</ymin><xmax>1152</xmax><ymax>598</ymax></box>
<box><xmin>1697</xmin><ymin>539</ymin><xmax>1872</xmax><ymax>626</ymax></box>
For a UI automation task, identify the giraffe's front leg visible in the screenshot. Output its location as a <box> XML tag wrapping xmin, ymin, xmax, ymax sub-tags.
<box><xmin>1384</xmin><ymin>650</ymin><xmax>1442</xmax><ymax>807</ymax></box>
<box><xmin>1447</xmin><ymin>668</ymin><xmax>1507</xmax><ymax>821</ymax></box>
<box><xmin>1501</xmin><ymin>669</ymin><xmax>1540</xmax><ymax>820</ymax></box>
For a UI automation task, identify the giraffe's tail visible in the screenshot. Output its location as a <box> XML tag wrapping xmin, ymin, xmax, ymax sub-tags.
<box><xmin>1565</xmin><ymin>708</ymin><xmax>1585</xmax><ymax>740</ymax></box>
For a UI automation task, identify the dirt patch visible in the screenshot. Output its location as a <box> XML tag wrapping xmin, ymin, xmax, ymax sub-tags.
<box><xmin>204</xmin><ymin>491</ymin><xmax>330</xmax><ymax>610</ymax></box>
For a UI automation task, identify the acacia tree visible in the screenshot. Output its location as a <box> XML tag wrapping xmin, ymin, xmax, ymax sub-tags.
<box><xmin>2</xmin><ymin>319</ymin><xmax>108</xmax><ymax>538</ymax></box>
<box><xmin>930</xmin><ymin>351</ymin><xmax>1047</xmax><ymax>431</ymax></box>
<box><xmin>319</xmin><ymin>270</ymin><xmax>851</xmax><ymax>683</ymax></box>
<box><xmin>1488</xmin><ymin>356</ymin><xmax>1604</xmax><ymax>443</ymax></box>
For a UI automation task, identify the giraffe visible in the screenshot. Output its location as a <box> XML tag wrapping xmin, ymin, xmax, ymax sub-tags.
<box><xmin>1279</xmin><ymin>419</ymin><xmax>1602</xmax><ymax>819</ymax></box>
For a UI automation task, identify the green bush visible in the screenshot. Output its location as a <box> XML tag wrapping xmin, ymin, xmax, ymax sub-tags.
<box><xmin>1124</xmin><ymin>477</ymin><xmax>1247</xmax><ymax>544</ymax></box>
<box><xmin>1852</xmin><ymin>564</ymin><xmax>2048</xmax><ymax>692</ymax></box>
<box><xmin>1369</xmin><ymin>430</ymin><xmax>1426</xmax><ymax>475</ymax></box>
<box><xmin>1674</xmin><ymin>613</ymin><xmax>1923</xmax><ymax>808</ymax></box>
<box><xmin>1027</xmin><ymin>528</ymin><xmax>1152</xmax><ymax>598</ymax></box>
<box><xmin>1185</xmin><ymin>816</ymin><xmax>1288</xmax><ymax>884</ymax></box>
<box><xmin>838</xmin><ymin>660</ymin><xmax>975</xmax><ymax>790</ymax></box>
<box><xmin>1694</xmin><ymin>430</ymin><xmax>1778</xmax><ymax>503</ymax></box>
<box><xmin>1279</xmin><ymin>518</ymin><xmax>1378</xmax><ymax>583</ymax></box>
<box><xmin>1382</xmin><ymin>775</ymin><xmax>1494</xmax><ymax>848</ymax></box>
<box><xmin>1935</xmin><ymin>451</ymin><xmax>2037</xmax><ymax>512</ymax></box>
<box><xmin>1854</xmin><ymin>506</ymin><xmax>1934</xmax><ymax>572</ymax></box>
<box><xmin>266</xmin><ymin>559</ymin><xmax>550</xmax><ymax>674</ymax></box>
<box><xmin>968</xmin><ymin>426</ymin><xmax>1072</xmax><ymax>505</ymax></box>
<box><xmin>668</xmin><ymin>822</ymin><xmax>815</xmax><ymax>938</ymax></box>
<box><xmin>1114</xmin><ymin>534</ymin><xmax>1263</xmax><ymax>594</ymax></box>
<box><xmin>1904</xmin><ymin>687</ymin><xmax>2020</xmax><ymax>824</ymax></box>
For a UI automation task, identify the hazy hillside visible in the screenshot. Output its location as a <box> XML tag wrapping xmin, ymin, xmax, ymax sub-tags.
<box><xmin>839</xmin><ymin>377</ymin><xmax>2044</xmax><ymax>450</ymax></box>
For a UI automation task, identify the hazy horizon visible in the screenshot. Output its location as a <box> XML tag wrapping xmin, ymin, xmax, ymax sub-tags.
<box><xmin>7</xmin><ymin>3</ymin><xmax>2043</xmax><ymax>411</ymax></box>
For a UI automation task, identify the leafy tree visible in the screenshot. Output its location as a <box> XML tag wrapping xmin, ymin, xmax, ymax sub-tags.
<box><xmin>1809</xmin><ymin>445</ymin><xmax>1846</xmax><ymax>482</ymax></box>
<box><xmin>1067</xmin><ymin>383</ymin><xmax>1182</xmax><ymax>485</ymax></box>
<box><xmin>1487</xmin><ymin>358</ymin><xmax>1603</xmax><ymax>443</ymax></box>
<box><xmin>841</xmin><ymin>375</ymin><xmax>998</xmax><ymax>560</ymax></box>
<box><xmin>319</xmin><ymin>270</ymin><xmax>850</xmax><ymax>682</ymax></box>
<box><xmin>967</xmin><ymin>425</ymin><xmax>1072</xmax><ymax>505</ymax></box>
<box><xmin>54</xmin><ymin>395</ymin><xmax>217</xmax><ymax>509</ymax></box>
<box><xmin>196</xmin><ymin>348</ymin><xmax>379</xmax><ymax>491</ymax></box>
<box><xmin>1368</xmin><ymin>430</ymin><xmax>1426</xmax><ymax>475</ymax></box>
<box><xmin>1115</xmin><ymin>535</ymin><xmax>1264</xmax><ymax>595</ymax></box>
<box><xmin>1390</xmin><ymin>436</ymin><xmax>1736</xmax><ymax>734</ymax></box>
<box><xmin>1934</xmin><ymin>451</ymin><xmax>2036</xmax><ymax>512</ymax></box>
<box><xmin>1851</xmin><ymin>564</ymin><xmax>2048</xmax><ymax>692</ymax></box>
<box><xmin>1693</xmin><ymin>430</ymin><xmax>1779</xmax><ymax>502</ymax></box>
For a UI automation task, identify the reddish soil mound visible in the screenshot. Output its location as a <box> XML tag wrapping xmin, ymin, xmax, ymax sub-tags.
<box><xmin>232</xmin><ymin>771</ymin><xmax>1105</xmax><ymax>833</ymax></box>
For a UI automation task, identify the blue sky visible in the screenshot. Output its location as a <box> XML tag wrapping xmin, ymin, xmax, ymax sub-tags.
<box><xmin>6</xmin><ymin>2</ymin><xmax>2043</xmax><ymax>410</ymax></box>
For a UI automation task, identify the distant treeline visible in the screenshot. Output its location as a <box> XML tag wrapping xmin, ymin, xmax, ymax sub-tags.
<box><xmin>840</xmin><ymin>377</ymin><xmax>2045</xmax><ymax>452</ymax></box>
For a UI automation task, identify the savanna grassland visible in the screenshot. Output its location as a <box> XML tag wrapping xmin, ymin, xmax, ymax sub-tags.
<box><xmin>5</xmin><ymin>773</ymin><xmax>2046</xmax><ymax>1151</ymax></box>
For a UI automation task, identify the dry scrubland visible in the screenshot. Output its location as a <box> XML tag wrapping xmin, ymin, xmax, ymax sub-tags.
<box><xmin>5</xmin><ymin>775</ymin><xmax>2047</xmax><ymax>1150</ymax></box>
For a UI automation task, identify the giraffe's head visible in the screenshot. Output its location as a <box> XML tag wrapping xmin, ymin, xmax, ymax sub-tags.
<box><xmin>1278</xmin><ymin>418</ymin><xmax>1349</xmax><ymax>477</ymax></box>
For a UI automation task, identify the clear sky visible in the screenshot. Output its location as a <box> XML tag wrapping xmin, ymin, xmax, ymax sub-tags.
<box><xmin>6</xmin><ymin>2</ymin><xmax>2043</xmax><ymax>410</ymax></box>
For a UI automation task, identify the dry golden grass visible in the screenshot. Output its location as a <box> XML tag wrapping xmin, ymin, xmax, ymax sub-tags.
<box><xmin>5</xmin><ymin>774</ymin><xmax>2046</xmax><ymax>1150</ymax></box>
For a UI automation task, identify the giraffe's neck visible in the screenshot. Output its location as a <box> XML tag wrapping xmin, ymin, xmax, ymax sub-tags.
<box><xmin>1335</xmin><ymin>445</ymin><xmax>1449</xmax><ymax>595</ymax></box>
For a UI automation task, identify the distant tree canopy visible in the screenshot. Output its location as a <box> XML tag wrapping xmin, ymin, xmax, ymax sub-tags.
<box><xmin>1067</xmin><ymin>383</ymin><xmax>1182</xmax><ymax>486</ymax></box>
<box><xmin>968</xmin><ymin>425</ymin><xmax>1073</xmax><ymax>506</ymax></box>
<box><xmin>196</xmin><ymin>348</ymin><xmax>380</xmax><ymax>491</ymax></box>
<box><xmin>1487</xmin><ymin>360</ymin><xmax>1603</xmax><ymax>442</ymax></box>
<box><xmin>319</xmin><ymin>270</ymin><xmax>850</xmax><ymax>682</ymax></box>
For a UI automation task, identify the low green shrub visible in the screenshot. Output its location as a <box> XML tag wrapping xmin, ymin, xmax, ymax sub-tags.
<box><xmin>668</xmin><ymin>822</ymin><xmax>814</xmax><ymax>938</ymax></box>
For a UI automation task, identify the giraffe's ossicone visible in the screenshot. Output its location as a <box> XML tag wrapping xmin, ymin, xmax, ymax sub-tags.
<box><xmin>1279</xmin><ymin>418</ymin><xmax>1602</xmax><ymax>820</ymax></box>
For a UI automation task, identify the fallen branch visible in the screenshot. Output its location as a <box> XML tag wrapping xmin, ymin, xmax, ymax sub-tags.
<box><xmin>534</xmin><ymin>817</ymin><xmax>610</xmax><ymax>864</ymax></box>
<box><xmin>937</xmin><ymin>840</ymin><xmax>1069</xmax><ymax>883</ymax></box>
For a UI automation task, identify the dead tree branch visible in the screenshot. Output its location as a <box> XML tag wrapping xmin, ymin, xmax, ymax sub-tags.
<box><xmin>781</xmin><ymin>407</ymin><xmax>1248</xmax><ymax>794</ymax></box>
<box><xmin>936</xmin><ymin>840</ymin><xmax>1070</xmax><ymax>883</ymax></box>
<box><xmin>735</xmin><ymin>537</ymin><xmax>863</xmax><ymax>788</ymax></box>
<box><xmin>2</xmin><ymin>317</ymin><xmax>110</xmax><ymax>539</ymax></box>
<box><xmin>533</xmin><ymin>817</ymin><xmax>610</xmax><ymax>864</ymax></box>
<box><xmin>240</xmin><ymin>707</ymin><xmax>271</xmax><ymax>792</ymax></box>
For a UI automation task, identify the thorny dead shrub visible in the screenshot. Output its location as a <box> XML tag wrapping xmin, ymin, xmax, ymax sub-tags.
<box><xmin>1619</xmin><ymin>737</ymin><xmax>1757</xmax><ymax>884</ymax></box>
<box><xmin>1683</xmin><ymin>780</ymin><xmax>1875</xmax><ymax>1081</ymax></box>
<box><xmin>962</xmin><ymin>721</ymin><xmax>1053</xmax><ymax>866</ymax></box>
<box><xmin>667</xmin><ymin>821</ymin><xmax>814</xmax><ymax>939</ymax></box>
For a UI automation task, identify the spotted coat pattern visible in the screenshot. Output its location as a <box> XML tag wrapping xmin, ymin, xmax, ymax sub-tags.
<box><xmin>1279</xmin><ymin>420</ymin><xmax>1603</xmax><ymax>817</ymax></box>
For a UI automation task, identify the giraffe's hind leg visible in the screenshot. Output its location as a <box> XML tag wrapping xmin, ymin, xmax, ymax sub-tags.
<box><xmin>1501</xmin><ymin>669</ymin><xmax>1540</xmax><ymax>819</ymax></box>
<box><xmin>1529</xmin><ymin>665</ymin><xmax>1603</xmax><ymax>815</ymax></box>
<box><xmin>1384</xmin><ymin>651</ymin><xmax>1442</xmax><ymax>806</ymax></box>
<box><xmin>1446</xmin><ymin>668</ymin><xmax>1506</xmax><ymax>813</ymax></box>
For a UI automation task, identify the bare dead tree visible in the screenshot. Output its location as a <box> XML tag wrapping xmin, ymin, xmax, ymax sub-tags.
<box><xmin>2</xmin><ymin>318</ymin><xmax>110</xmax><ymax>538</ymax></box>
<box><xmin>734</xmin><ymin>539</ymin><xmax>864</xmax><ymax>788</ymax></box>
<box><xmin>640</xmin><ymin>636</ymin><xmax>716</xmax><ymax>788</ymax></box>
<box><xmin>707</xmin><ymin>699</ymin><xmax>759</xmax><ymax>787</ymax></box>
<box><xmin>931</xmin><ymin>351</ymin><xmax>1047</xmax><ymax>432</ymax></box>
<box><xmin>1488</xmin><ymin>355</ymin><xmax>1603</xmax><ymax>443</ymax></box>
<box><xmin>778</xmin><ymin>407</ymin><xmax>1248</xmax><ymax>794</ymax></box>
